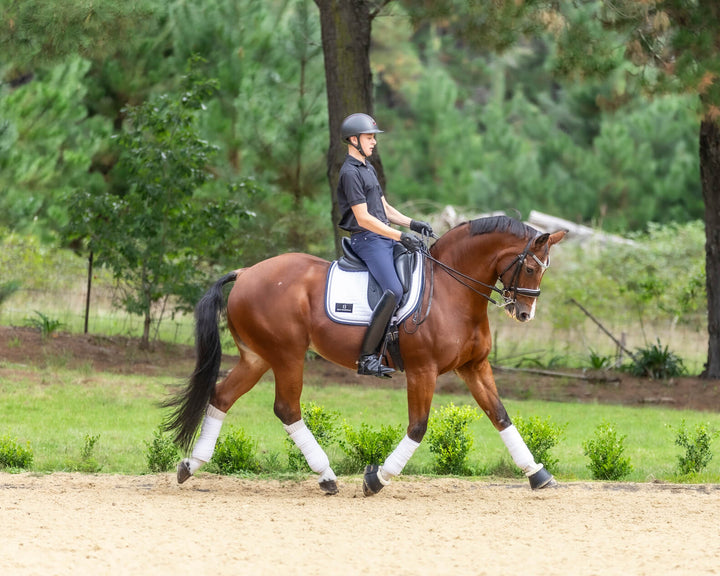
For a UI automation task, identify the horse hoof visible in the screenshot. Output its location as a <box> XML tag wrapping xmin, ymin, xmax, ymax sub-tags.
<box><xmin>528</xmin><ymin>466</ymin><xmax>557</xmax><ymax>490</ymax></box>
<box><xmin>177</xmin><ymin>459</ymin><xmax>193</xmax><ymax>484</ymax></box>
<box><xmin>319</xmin><ymin>479</ymin><xmax>339</xmax><ymax>495</ymax></box>
<box><xmin>362</xmin><ymin>464</ymin><xmax>386</xmax><ymax>497</ymax></box>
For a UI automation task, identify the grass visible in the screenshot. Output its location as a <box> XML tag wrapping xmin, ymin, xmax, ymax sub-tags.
<box><xmin>2</xmin><ymin>361</ymin><xmax>719</xmax><ymax>482</ymax></box>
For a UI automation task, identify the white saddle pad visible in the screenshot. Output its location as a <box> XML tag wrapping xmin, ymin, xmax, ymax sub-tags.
<box><xmin>325</xmin><ymin>256</ymin><xmax>424</xmax><ymax>325</ymax></box>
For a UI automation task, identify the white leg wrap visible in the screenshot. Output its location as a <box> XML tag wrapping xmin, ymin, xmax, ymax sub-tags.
<box><xmin>284</xmin><ymin>420</ymin><xmax>336</xmax><ymax>481</ymax></box>
<box><xmin>190</xmin><ymin>404</ymin><xmax>226</xmax><ymax>464</ymax></box>
<box><xmin>380</xmin><ymin>435</ymin><xmax>420</xmax><ymax>480</ymax></box>
<box><xmin>499</xmin><ymin>425</ymin><xmax>542</xmax><ymax>476</ymax></box>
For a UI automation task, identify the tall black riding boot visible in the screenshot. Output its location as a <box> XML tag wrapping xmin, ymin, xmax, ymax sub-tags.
<box><xmin>357</xmin><ymin>290</ymin><xmax>397</xmax><ymax>378</ymax></box>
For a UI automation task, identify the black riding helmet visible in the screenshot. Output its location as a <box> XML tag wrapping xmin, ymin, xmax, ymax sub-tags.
<box><xmin>341</xmin><ymin>113</ymin><xmax>384</xmax><ymax>157</ymax></box>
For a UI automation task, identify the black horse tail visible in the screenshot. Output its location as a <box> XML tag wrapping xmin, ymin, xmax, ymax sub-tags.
<box><xmin>163</xmin><ymin>271</ymin><xmax>238</xmax><ymax>452</ymax></box>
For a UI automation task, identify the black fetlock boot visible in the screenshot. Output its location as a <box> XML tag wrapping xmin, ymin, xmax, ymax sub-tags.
<box><xmin>357</xmin><ymin>290</ymin><xmax>397</xmax><ymax>378</ymax></box>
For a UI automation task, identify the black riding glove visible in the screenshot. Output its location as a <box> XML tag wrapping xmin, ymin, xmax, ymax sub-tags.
<box><xmin>410</xmin><ymin>220</ymin><xmax>434</xmax><ymax>236</ymax></box>
<box><xmin>400</xmin><ymin>232</ymin><xmax>424</xmax><ymax>252</ymax></box>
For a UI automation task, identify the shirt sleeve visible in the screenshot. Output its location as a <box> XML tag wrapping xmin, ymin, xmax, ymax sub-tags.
<box><xmin>338</xmin><ymin>167</ymin><xmax>368</xmax><ymax>207</ymax></box>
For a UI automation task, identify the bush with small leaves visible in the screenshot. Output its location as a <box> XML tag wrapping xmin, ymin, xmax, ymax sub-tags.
<box><xmin>76</xmin><ymin>433</ymin><xmax>102</xmax><ymax>473</ymax></box>
<box><xmin>583</xmin><ymin>421</ymin><xmax>633</xmax><ymax>481</ymax></box>
<box><xmin>0</xmin><ymin>435</ymin><xmax>34</xmax><ymax>469</ymax></box>
<box><xmin>286</xmin><ymin>402</ymin><xmax>340</xmax><ymax>471</ymax></box>
<box><xmin>672</xmin><ymin>420</ymin><xmax>719</xmax><ymax>476</ymax></box>
<box><xmin>426</xmin><ymin>403</ymin><xmax>480</xmax><ymax>475</ymax></box>
<box><xmin>210</xmin><ymin>426</ymin><xmax>259</xmax><ymax>474</ymax></box>
<box><xmin>145</xmin><ymin>428</ymin><xmax>180</xmax><ymax>473</ymax></box>
<box><xmin>514</xmin><ymin>415</ymin><xmax>566</xmax><ymax>473</ymax></box>
<box><xmin>338</xmin><ymin>422</ymin><xmax>403</xmax><ymax>473</ymax></box>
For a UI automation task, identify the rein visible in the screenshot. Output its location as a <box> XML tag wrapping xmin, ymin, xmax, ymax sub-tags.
<box><xmin>416</xmin><ymin>235</ymin><xmax>548</xmax><ymax>314</ymax></box>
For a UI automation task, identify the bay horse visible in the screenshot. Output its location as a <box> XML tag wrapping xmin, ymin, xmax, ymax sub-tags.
<box><xmin>163</xmin><ymin>215</ymin><xmax>567</xmax><ymax>495</ymax></box>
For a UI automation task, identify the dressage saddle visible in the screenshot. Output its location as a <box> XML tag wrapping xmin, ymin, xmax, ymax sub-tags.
<box><xmin>337</xmin><ymin>236</ymin><xmax>416</xmax><ymax>310</ymax></box>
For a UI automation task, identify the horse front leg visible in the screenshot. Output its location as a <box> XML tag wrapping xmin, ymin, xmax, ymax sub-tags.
<box><xmin>363</xmin><ymin>369</ymin><xmax>435</xmax><ymax>496</ymax></box>
<box><xmin>456</xmin><ymin>360</ymin><xmax>557</xmax><ymax>490</ymax></box>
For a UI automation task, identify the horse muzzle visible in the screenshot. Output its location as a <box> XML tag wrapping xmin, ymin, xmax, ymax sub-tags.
<box><xmin>504</xmin><ymin>300</ymin><xmax>536</xmax><ymax>323</ymax></box>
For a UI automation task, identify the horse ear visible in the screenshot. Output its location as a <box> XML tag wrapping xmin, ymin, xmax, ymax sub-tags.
<box><xmin>549</xmin><ymin>230</ymin><xmax>568</xmax><ymax>246</ymax></box>
<box><xmin>533</xmin><ymin>233</ymin><xmax>551</xmax><ymax>250</ymax></box>
<box><xmin>533</xmin><ymin>229</ymin><xmax>567</xmax><ymax>250</ymax></box>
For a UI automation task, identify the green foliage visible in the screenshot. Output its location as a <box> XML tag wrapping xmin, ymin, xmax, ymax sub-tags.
<box><xmin>546</xmin><ymin>220</ymin><xmax>706</xmax><ymax>346</ymax></box>
<box><xmin>0</xmin><ymin>434</ymin><xmax>34</xmax><ymax>469</ymax></box>
<box><xmin>74</xmin><ymin>433</ymin><xmax>102</xmax><ymax>473</ymax></box>
<box><xmin>671</xmin><ymin>420</ymin><xmax>720</xmax><ymax>477</ymax></box>
<box><xmin>583</xmin><ymin>421</ymin><xmax>633</xmax><ymax>481</ymax></box>
<box><xmin>286</xmin><ymin>402</ymin><xmax>339</xmax><ymax>471</ymax></box>
<box><xmin>426</xmin><ymin>403</ymin><xmax>481</xmax><ymax>475</ymax></box>
<box><xmin>588</xmin><ymin>349</ymin><xmax>613</xmax><ymax>370</ymax></box>
<box><xmin>338</xmin><ymin>422</ymin><xmax>404</xmax><ymax>473</ymax></box>
<box><xmin>24</xmin><ymin>311</ymin><xmax>63</xmax><ymax>339</ymax></box>
<box><xmin>0</xmin><ymin>57</ymin><xmax>112</xmax><ymax>236</ymax></box>
<box><xmin>169</xmin><ymin>0</ymin><xmax>331</xmax><ymax>259</ymax></box>
<box><xmin>67</xmin><ymin>59</ymin><xmax>254</xmax><ymax>346</ymax></box>
<box><xmin>210</xmin><ymin>426</ymin><xmax>260</xmax><ymax>474</ymax></box>
<box><xmin>145</xmin><ymin>428</ymin><xmax>180</xmax><ymax>473</ymax></box>
<box><xmin>0</xmin><ymin>279</ymin><xmax>21</xmax><ymax>308</ymax></box>
<box><xmin>625</xmin><ymin>339</ymin><xmax>686</xmax><ymax>380</ymax></box>
<box><xmin>514</xmin><ymin>415</ymin><xmax>566</xmax><ymax>473</ymax></box>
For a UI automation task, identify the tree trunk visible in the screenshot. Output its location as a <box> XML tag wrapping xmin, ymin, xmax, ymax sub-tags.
<box><xmin>141</xmin><ymin>311</ymin><xmax>151</xmax><ymax>351</ymax></box>
<box><xmin>700</xmin><ymin>117</ymin><xmax>720</xmax><ymax>378</ymax></box>
<box><xmin>314</xmin><ymin>0</ymin><xmax>388</xmax><ymax>256</ymax></box>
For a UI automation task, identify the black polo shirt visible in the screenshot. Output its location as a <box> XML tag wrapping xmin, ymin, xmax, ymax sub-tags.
<box><xmin>336</xmin><ymin>154</ymin><xmax>388</xmax><ymax>233</ymax></box>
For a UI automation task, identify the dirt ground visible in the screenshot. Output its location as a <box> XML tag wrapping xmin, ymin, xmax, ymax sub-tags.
<box><xmin>1</xmin><ymin>473</ymin><xmax>719</xmax><ymax>576</ymax></box>
<box><xmin>3</xmin><ymin>326</ymin><xmax>720</xmax><ymax>575</ymax></box>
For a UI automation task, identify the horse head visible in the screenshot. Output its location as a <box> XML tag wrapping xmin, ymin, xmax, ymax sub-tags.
<box><xmin>496</xmin><ymin>229</ymin><xmax>567</xmax><ymax>322</ymax></box>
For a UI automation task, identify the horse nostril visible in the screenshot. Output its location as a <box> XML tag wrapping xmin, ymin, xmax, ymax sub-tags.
<box><xmin>519</xmin><ymin>312</ymin><xmax>530</xmax><ymax>322</ymax></box>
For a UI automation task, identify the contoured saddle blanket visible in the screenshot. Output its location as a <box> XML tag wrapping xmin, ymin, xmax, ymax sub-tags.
<box><xmin>325</xmin><ymin>255</ymin><xmax>424</xmax><ymax>326</ymax></box>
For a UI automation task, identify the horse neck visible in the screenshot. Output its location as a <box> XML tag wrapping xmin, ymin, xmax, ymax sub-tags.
<box><xmin>432</xmin><ymin>227</ymin><xmax>503</xmax><ymax>287</ymax></box>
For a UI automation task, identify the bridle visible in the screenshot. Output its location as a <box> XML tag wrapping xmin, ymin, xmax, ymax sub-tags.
<box><xmin>497</xmin><ymin>237</ymin><xmax>550</xmax><ymax>304</ymax></box>
<box><xmin>411</xmin><ymin>235</ymin><xmax>549</xmax><ymax>327</ymax></box>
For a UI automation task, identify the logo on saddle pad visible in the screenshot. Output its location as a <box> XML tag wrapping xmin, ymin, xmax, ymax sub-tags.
<box><xmin>325</xmin><ymin>240</ymin><xmax>424</xmax><ymax>326</ymax></box>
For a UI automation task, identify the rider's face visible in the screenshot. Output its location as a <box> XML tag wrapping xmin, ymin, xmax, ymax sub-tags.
<box><xmin>357</xmin><ymin>133</ymin><xmax>376</xmax><ymax>157</ymax></box>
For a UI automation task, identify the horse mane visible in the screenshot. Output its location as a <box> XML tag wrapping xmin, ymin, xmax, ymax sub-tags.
<box><xmin>468</xmin><ymin>215</ymin><xmax>539</xmax><ymax>239</ymax></box>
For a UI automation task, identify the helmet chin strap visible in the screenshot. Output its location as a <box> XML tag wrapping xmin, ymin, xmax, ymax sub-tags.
<box><xmin>350</xmin><ymin>135</ymin><xmax>368</xmax><ymax>158</ymax></box>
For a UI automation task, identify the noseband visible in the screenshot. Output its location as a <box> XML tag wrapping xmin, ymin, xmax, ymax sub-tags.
<box><xmin>421</xmin><ymin>236</ymin><xmax>549</xmax><ymax>309</ymax></box>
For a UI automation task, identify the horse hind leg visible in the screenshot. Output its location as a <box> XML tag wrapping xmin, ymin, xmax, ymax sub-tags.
<box><xmin>178</xmin><ymin>348</ymin><xmax>269</xmax><ymax>484</ymax></box>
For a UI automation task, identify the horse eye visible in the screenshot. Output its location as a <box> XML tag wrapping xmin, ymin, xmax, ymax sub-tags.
<box><xmin>526</xmin><ymin>266</ymin><xmax>534</xmax><ymax>275</ymax></box>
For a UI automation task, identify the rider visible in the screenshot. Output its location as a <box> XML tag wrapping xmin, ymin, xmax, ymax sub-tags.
<box><xmin>336</xmin><ymin>112</ymin><xmax>433</xmax><ymax>378</ymax></box>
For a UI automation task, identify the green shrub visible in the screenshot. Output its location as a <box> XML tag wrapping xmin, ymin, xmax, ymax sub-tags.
<box><xmin>210</xmin><ymin>426</ymin><xmax>259</xmax><ymax>474</ymax></box>
<box><xmin>426</xmin><ymin>403</ymin><xmax>480</xmax><ymax>475</ymax></box>
<box><xmin>75</xmin><ymin>433</ymin><xmax>102</xmax><ymax>472</ymax></box>
<box><xmin>145</xmin><ymin>428</ymin><xmax>180</xmax><ymax>473</ymax></box>
<box><xmin>672</xmin><ymin>420</ymin><xmax>719</xmax><ymax>476</ymax></box>
<box><xmin>587</xmin><ymin>349</ymin><xmax>613</xmax><ymax>370</ymax></box>
<box><xmin>286</xmin><ymin>402</ymin><xmax>339</xmax><ymax>471</ymax></box>
<box><xmin>514</xmin><ymin>415</ymin><xmax>566</xmax><ymax>473</ymax></box>
<box><xmin>338</xmin><ymin>422</ymin><xmax>403</xmax><ymax>473</ymax></box>
<box><xmin>626</xmin><ymin>339</ymin><xmax>685</xmax><ymax>379</ymax></box>
<box><xmin>25</xmin><ymin>311</ymin><xmax>64</xmax><ymax>339</ymax></box>
<box><xmin>0</xmin><ymin>434</ymin><xmax>34</xmax><ymax>469</ymax></box>
<box><xmin>583</xmin><ymin>421</ymin><xmax>633</xmax><ymax>480</ymax></box>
